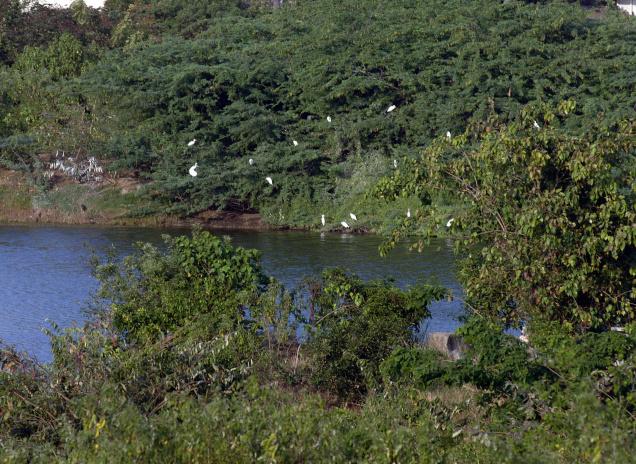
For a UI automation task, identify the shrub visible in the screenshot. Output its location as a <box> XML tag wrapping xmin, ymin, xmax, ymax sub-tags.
<box><xmin>380</xmin><ymin>347</ymin><xmax>447</xmax><ymax>388</ymax></box>
<box><xmin>305</xmin><ymin>268</ymin><xmax>447</xmax><ymax>401</ymax></box>
<box><xmin>93</xmin><ymin>229</ymin><xmax>266</xmax><ymax>344</ymax></box>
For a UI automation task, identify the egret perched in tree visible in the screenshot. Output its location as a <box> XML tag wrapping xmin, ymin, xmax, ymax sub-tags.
<box><xmin>293</xmin><ymin>140</ymin><xmax>299</xmax><ymax>146</ymax></box>
<box><xmin>533</xmin><ymin>120</ymin><xmax>541</xmax><ymax>130</ymax></box>
<box><xmin>407</xmin><ymin>208</ymin><xmax>411</xmax><ymax>218</ymax></box>
<box><xmin>349</xmin><ymin>212</ymin><xmax>357</xmax><ymax>221</ymax></box>
<box><xmin>188</xmin><ymin>139</ymin><xmax>196</xmax><ymax>147</ymax></box>
<box><xmin>327</xmin><ymin>116</ymin><xmax>332</xmax><ymax>123</ymax></box>
<box><xmin>393</xmin><ymin>159</ymin><xmax>398</xmax><ymax>169</ymax></box>
<box><xmin>321</xmin><ymin>214</ymin><xmax>325</xmax><ymax>226</ymax></box>
<box><xmin>387</xmin><ymin>104</ymin><xmax>396</xmax><ymax>113</ymax></box>
<box><xmin>189</xmin><ymin>163</ymin><xmax>198</xmax><ymax>177</ymax></box>
<box><xmin>249</xmin><ymin>158</ymin><xmax>254</xmax><ymax>165</ymax></box>
<box><xmin>446</xmin><ymin>218</ymin><xmax>455</xmax><ymax>227</ymax></box>
<box><xmin>341</xmin><ymin>221</ymin><xmax>350</xmax><ymax>228</ymax></box>
<box><xmin>446</xmin><ymin>131</ymin><xmax>451</xmax><ymax>139</ymax></box>
<box><xmin>266</xmin><ymin>176</ymin><xmax>273</xmax><ymax>185</ymax></box>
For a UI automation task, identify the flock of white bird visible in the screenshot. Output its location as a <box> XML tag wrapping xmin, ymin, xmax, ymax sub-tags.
<box><xmin>46</xmin><ymin>151</ymin><xmax>104</xmax><ymax>182</ymax></box>
<box><xmin>184</xmin><ymin>104</ymin><xmax>539</xmax><ymax>231</ymax></box>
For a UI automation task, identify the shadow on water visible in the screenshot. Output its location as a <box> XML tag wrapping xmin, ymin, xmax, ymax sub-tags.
<box><xmin>0</xmin><ymin>225</ymin><xmax>464</xmax><ymax>362</ymax></box>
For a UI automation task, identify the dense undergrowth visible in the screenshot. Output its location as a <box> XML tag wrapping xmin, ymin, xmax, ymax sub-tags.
<box><xmin>0</xmin><ymin>229</ymin><xmax>635</xmax><ymax>463</ymax></box>
<box><xmin>1</xmin><ymin>0</ymin><xmax>635</xmax><ymax>229</ymax></box>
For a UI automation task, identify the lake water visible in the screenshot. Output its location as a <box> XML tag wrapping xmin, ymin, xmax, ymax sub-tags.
<box><xmin>0</xmin><ymin>225</ymin><xmax>464</xmax><ymax>362</ymax></box>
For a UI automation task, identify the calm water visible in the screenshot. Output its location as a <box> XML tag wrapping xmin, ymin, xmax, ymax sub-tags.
<box><xmin>0</xmin><ymin>225</ymin><xmax>464</xmax><ymax>362</ymax></box>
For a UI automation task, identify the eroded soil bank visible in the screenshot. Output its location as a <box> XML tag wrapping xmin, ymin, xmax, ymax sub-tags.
<box><xmin>0</xmin><ymin>169</ymin><xmax>276</xmax><ymax>230</ymax></box>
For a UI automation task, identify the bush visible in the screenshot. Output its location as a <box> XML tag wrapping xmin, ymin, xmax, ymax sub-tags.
<box><xmin>380</xmin><ymin>347</ymin><xmax>447</xmax><ymax>388</ymax></box>
<box><xmin>305</xmin><ymin>268</ymin><xmax>447</xmax><ymax>401</ymax></box>
<box><xmin>381</xmin><ymin>317</ymin><xmax>548</xmax><ymax>393</ymax></box>
<box><xmin>93</xmin><ymin>229</ymin><xmax>266</xmax><ymax>344</ymax></box>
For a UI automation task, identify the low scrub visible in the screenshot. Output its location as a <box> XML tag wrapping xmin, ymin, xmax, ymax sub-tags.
<box><xmin>1</xmin><ymin>231</ymin><xmax>635</xmax><ymax>462</ymax></box>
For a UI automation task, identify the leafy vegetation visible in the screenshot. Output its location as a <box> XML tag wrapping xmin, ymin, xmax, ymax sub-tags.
<box><xmin>377</xmin><ymin>104</ymin><xmax>635</xmax><ymax>329</ymax></box>
<box><xmin>305</xmin><ymin>268</ymin><xmax>447</xmax><ymax>400</ymax></box>
<box><xmin>0</xmin><ymin>0</ymin><xmax>635</xmax><ymax>461</ymax></box>
<box><xmin>1</xmin><ymin>0</ymin><xmax>635</xmax><ymax>228</ymax></box>
<box><xmin>1</xmin><ymin>230</ymin><xmax>636</xmax><ymax>462</ymax></box>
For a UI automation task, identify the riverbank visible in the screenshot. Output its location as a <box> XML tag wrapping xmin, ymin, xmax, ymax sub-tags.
<box><xmin>0</xmin><ymin>169</ymin><xmax>383</xmax><ymax>232</ymax></box>
<box><xmin>0</xmin><ymin>169</ymin><xmax>283</xmax><ymax>230</ymax></box>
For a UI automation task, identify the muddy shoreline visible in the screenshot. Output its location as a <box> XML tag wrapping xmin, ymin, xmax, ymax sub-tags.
<box><xmin>0</xmin><ymin>209</ymin><xmax>290</xmax><ymax>231</ymax></box>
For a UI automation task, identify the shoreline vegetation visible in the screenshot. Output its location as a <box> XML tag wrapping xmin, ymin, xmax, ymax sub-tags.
<box><xmin>1</xmin><ymin>227</ymin><xmax>635</xmax><ymax>462</ymax></box>
<box><xmin>0</xmin><ymin>0</ymin><xmax>635</xmax><ymax>461</ymax></box>
<box><xmin>2</xmin><ymin>0</ymin><xmax>634</xmax><ymax>233</ymax></box>
<box><xmin>0</xmin><ymin>169</ymin><xmax>285</xmax><ymax>230</ymax></box>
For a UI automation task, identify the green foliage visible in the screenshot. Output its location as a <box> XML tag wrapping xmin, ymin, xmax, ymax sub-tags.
<box><xmin>94</xmin><ymin>229</ymin><xmax>266</xmax><ymax>343</ymax></box>
<box><xmin>14</xmin><ymin>33</ymin><xmax>87</xmax><ymax>81</ymax></box>
<box><xmin>2</xmin><ymin>236</ymin><xmax>636</xmax><ymax>462</ymax></box>
<box><xmin>305</xmin><ymin>268</ymin><xmax>447</xmax><ymax>400</ymax></box>
<box><xmin>2</xmin><ymin>0</ymin><xmax>636</xmax><ymax>226</ymax></box>
<box><xmin>382</xmin><ymin>317</ymin><xmax>548</xmax><ymax>393</ymax></box>
<box><xmin>0</xmin><ymin>0</ymin><xmax>111</xmax><ymax>66</ymax></box>
<box><xmin>378</xmin><ymin>105</ymin><xmax>636</xmax><ymax>329</ymax></box>
<box><xmin>454</xmin><ymin>317</ymin><xmax>546</xmax><ymax>390</ymax></box>
<box><xmin>4</xmin><ymin>0</ymin><xmax>631</xmax><ymax>226</ymax></box>
<box><xmin>380</xmin><ymin>347</ymin><xmax>447</xmax><ymax>388</ymax></box>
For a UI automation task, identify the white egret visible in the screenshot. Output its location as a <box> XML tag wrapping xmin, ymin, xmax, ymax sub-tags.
<box><xmin>349</xmin><ymin>212</ymin><xmax>357</xmax><ymax>221</ymax></box>
<box><xmin>321</xmin><ymin>214</ymin><xmax>326</xmax><ymax>226</ymax></box>
<box><xmin>446</xmin><ymin>131</ymin><xmax>451</xmax><ymax>139</ymax></box>
<box><xmin>533</xmin><ymin>120</ymin><xmax>540</xmax><ymax>130</ymax></box>
<box><xmin>387</xmin><ymin>104</ymin><xmax>396</xmax><ymax>113</ymax></box>
<box><xmin>293</xmin><ymin>140</ymin><xmax>299</xmax><ymax>146</ymax></box>
<box><xmin>446</xmin><ymin>218</ymin><xmax>455</xmax><ymax>227</ymax></box>
<box><xmin>341</xmin><ymin>221</ymin><xmax>350</xmax><ymax>228</ymax></box>
<box><xmin>249</xmin><ymin>158</ymin><xmax>254</xmax><ymax>165</ymax></box>
<box><xmin>189</xmin><ymin>162</ymin><xmax>198</xmax><ymax>177</ymax></box>
<box><xmin>188</xmin><ymin>139</ymin><xmax>196</xmax><ymax>147</ymax></box>
<box><xmin>393</xmin><ymin>159</ymin><xmax>398</xmax><ymax>169</ymax></box>
<box><xmin>327</xmin><ymin>116</ymin><xmax>332</xmax><ymax>123</ymax></box>
<box><xmin>407</xmin><ymin>208</ymin><xmax>411</xmax><ymax>218</ymax></box>
<box><xmin>265</xmin><ymin>176</ymin><xmax>273</xmax><ymax>185</ymax></box>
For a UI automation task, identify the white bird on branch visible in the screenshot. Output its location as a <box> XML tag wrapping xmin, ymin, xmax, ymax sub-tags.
<box><xmin>189</xmin><ymin>163</ymin><xmax>198</xmax><ymax>177</ymax></box>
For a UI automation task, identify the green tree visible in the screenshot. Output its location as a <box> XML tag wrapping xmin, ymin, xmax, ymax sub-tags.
<box><xmin>377</xmin><ymin>102</ymin><xmax>636</xmax><ymax>330</ymax></box>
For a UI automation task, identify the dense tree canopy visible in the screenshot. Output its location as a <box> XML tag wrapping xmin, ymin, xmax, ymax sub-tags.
<box><xmin>1</xmin><ymin>0</ymin><xmax>635</xmax><ymax>226</ymax></box>
<box><xmin>376</xmin><ymin>102</ymin><xmax>635</xmax><ymax>329</ymax></box>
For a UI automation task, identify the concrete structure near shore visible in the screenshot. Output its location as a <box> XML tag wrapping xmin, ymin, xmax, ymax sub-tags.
<box><xmin>425</xmin><ymin>332</ymin><xmax>467</xmax><ymax>361</ymax></box>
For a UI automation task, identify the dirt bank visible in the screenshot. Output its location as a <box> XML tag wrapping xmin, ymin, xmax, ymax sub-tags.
<box><xmin>0</xmin><ymin>169</ymin><xmax>280</xmax><ymax>230</ymax></box>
